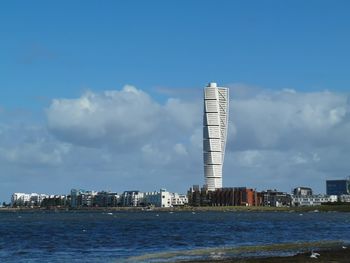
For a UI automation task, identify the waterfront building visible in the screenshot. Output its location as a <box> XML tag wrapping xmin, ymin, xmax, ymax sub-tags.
<box><xmin>261</xmin><ymin>190</ymin><xmax>292</xmax><ymax>207</ymax></box>
<box><xmin>326</xmin><ymin>179</ymin><xmax>350</xmax><ymax>195</ymax></box>
<box><xmin>203</xmin><ymin>82</ymin><xmax>229</xmax><ymax>191</ymax></box>
<box><xmin>144</xmin><ymin>189</ymin><xmax>171</xmax><ymax>207</ymax></box>
<box><xmin>233</xmin><ymin>187</ymin><xmax>261</xmax><ymax>206</ymax></box>
<box><xmin>292</xmin><ymin>195</ymin><xmax>338</xmax><ymax>206</ymax></box>
<box><xmin>11</xmin><ymin>193</ymin><xmax>49</xmax><ymax>207</ymax></box>
<box><xmin>171</xmin><ymin>192</ymin><xmax>188</xmax><ymax>206</ymax></box>
<box><xmin>70</xmin><ymin>189</ymin><xmax>97</xmax><ymax>208</ymax></box>
<box><xmin>339</xmin><ymin>195</ymin><xmax>350</xmax><ymax>202</ymax></box>
<box><xmin>187</xmin><ymin>185</ymin><xmax>201</xmax><ymax>206</ymax></box>
<box><xmin>211</xmin><ymin>187</ymin><xmax>234</xmax><ymax>206</ymax></box>
<box><xmin>293</xmin><ymin>187</ymin><xmax>313</xmax><ymax>196</ymax></box>
<box><xmin>120</xmin><ymin>191</ymin><xmax>144</xmax><ymax>207</ymax></box>
<box><xmin>143</xmin><ymin>189</ymin><xmax>188</xmax><ymax>207</ymax></box>
<box><xmin>187</xmin><ymin>185</ymin><xmax>212</xmax><ymax>206</ymax></box>
<box><xmin>211</xmin><ymin>187</ymin><xmax>261</xmax><ymax>206</ymax></box>
<box><xmin>187</xmin><ymin>186</ymin><xmax>261</xmax><ymax>207</ymax></box>
<box><xmin>93</xmin><ymin>191</ymin><xmax>119</xmax><ymax>207</ymax></box>
<box><xmin>41</xmin><ymin>195</ymin><xmax>69</xmax><ymax>207</ymax></box>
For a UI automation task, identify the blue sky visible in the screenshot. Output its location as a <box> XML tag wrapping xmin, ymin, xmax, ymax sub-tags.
<box><xmin>1</xmin><ymin>1</ymin><xmax>350</xmax><ymax>109</ymax></box>
<box><xmin>1</xmin><ymin>1</ymin><xmax>350</xmax><ymax>201</ymax></box>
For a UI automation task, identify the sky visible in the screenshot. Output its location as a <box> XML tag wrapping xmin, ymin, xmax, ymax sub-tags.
<box><xmin>1</xmin><ymin>1</ymin><xmax>350</xmax><ymax>202</ymax></box>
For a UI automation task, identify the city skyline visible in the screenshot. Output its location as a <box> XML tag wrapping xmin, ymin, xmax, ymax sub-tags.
<box><xmin>1</xmin><ymin>1</ymin><xmax>350</xmax><ymax>201</ymax></box>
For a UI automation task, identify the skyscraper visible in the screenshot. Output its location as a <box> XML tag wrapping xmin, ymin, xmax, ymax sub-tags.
<box><xmin>203</xmin><ymin>82</ymin><xmax>229</xmax><ymax>191</ymax></box>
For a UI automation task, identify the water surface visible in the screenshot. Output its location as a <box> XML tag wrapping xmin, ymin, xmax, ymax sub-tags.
<box><xmin>0</xmin><ymin>211</ymin><xmax>349</xmax><ymax>262</ymax></box>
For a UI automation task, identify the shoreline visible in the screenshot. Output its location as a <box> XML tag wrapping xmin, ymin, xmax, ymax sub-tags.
<box><xmin>181</xmin><ymin>247</ymin><xmax>350</xmax><ymax>263</ymax></box>
<box><xmin>125</xmin><ymin>241</ymin><xmax>349</xmax><ymax>263</ymax></box>
<box><xmin>1</xmin><ymin>204</ymin><xmax>350</xmax><ymax>212</ymax></box>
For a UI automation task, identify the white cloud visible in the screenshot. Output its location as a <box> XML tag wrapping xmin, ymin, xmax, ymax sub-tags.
<box><xmin>46</xmin><ymin>85</ymin><xmax>162</xmax><ymax>147</ymax></box>
<box><xmin>0</xmin><ymin>124</ymin><xmax>70</xmax><ymax>167</ymax></box>
<box><xmin>229</xmin><ymin>89</ymin><xmax>350</xmax><ymax>151</ymax></box>
<box><xmin>1</xmin><ymin>84</ymin><xmax>350</xmax><ymax>201</ymax></box>
<box><xmin>46</xmin><ymin>85</ymin><xmax>201</xmax><ymax>150</ymax></box>
<box><xmin>43</xmin><ymin>85</ymin><xmax>350</xmax><ymax>193</ymax></box>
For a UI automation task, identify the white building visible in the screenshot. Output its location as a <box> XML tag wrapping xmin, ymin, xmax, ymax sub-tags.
<box><xmin>339</xmin><ymin>195</ymin><xmax>350</xmax><ymax>202</ymax></box>
<box><xmin>70</xmin><ymin>189</ymin><xmax>98</xmax><ymax>208</ymax></box>
<box><xmin>143</xmin><ymin>189</ymin><xmax>189</xmax><ymax>207</ymax></box>
<box><xmin>144</xmin><ymin>189</ymin><xmax>171</xmax><ymax>207</ymax></box>
<box><xmin>120</xmin><ymin>191</ymin><xmax>144</xmax><ymax>207</ymax></box>
<box><xmin>203</xmin><ymin>82</ymin><xmax>229</xmax><ymax>191</ymax></box>
<box><xmin>292</xmin><ymin>195</ymin><xmax>338</xmax><ymax>206</ymax></box>
<box><xmin>171</xmin><ymin>193</ymin><xmax>188</xmax><ymax>206</ymax></box>
<box><xmin>11</xmin><ymin>193</ymin><xmax>49</xmax><ymax>207</ymax></box>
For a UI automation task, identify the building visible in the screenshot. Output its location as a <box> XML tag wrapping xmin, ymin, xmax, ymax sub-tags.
<box><xmin>144</xmin><ymin>189</ymin><xmax>188</xmax><ymax>207</ymax></box>
<box><xmin>187</xmin><ymin>185</ymin><xmax>201</xmax><ymax>206</ymax></box>
<box><xmin>339</xmin><ymin>195</ymin><xmax>350</xmax><ymax>202</ymax></box>
<box><xmin>203</xmin><ymin>82</ymin><xmax>229</xmax><ymax>191</ymax></box>
<box><xmin>187</xmin><ymin>185</ymin><xmax>213</xmax><ymax>206</ymax></box>
<box><xmin>171</xmin><ymin>192</ymin><xmax>188</xmax><ymax>206</ymax></box>
<box><xmin>70</xmin><ymin>189</ymin><xmax>98</xmax><ymax>208</ymax></box>
<box><xmin>326</xmin><ymin>179</ymin><xmax>350</xmax><ymax>195</ymax></box>
<box><xmin>211</xmin><ymin>187</ymin><xmax>261</xmax><ymax>206</ymax></box>
<box><xmin>187</xmin><ymin>186</ymin><xmax>261</xmax><ymax>207</ymax></box>
<box><xmin>261</xmin><ymin>190</ymin><xmax>292</xmax><ymax>207</ymax></box>
<box><xmin>292</xmin><ymin>195</ymin><xmax>338</xmax><ymax>206</ymax></box>
<box><xmin>120</xmin><ymin>191</ymin><xmax>145</xmax><ymax>207</ymax></box>
<box><xmin>144</xmin><ymin>189</ymin><xmax>172</xmax><ymax>207</ymax></box>
<box><xmin>11</xmin><ymin>193</ymin><xmax>49</xmax><ymax>207</ymax></box>
<box><xmin>41</xmin><ymin>195</ymin><xmax>69</xmax><ymax>207</ymax></box>
<box><xmin>293</xmin><ymin>187</ymin><xmax>313</xmax><ymax>196</ymax></box>
<box><xmin>233</xmin><ymin>187</ymin><xmax>261</xmax><ymax>206</ymax></box>
<box><xmin>93</xmin><ymin>191</ymin><xmax>119</xmax><ymax>207</ymax></box>
<box><xmin>291</xmin><ymin>186</ymin><xmax>339</xmax><ymax>206</ymax></box>
<box><xmin>211</xmin><ymin>187</ymin><xmax>235</xmax><ymax>206</ymax></box>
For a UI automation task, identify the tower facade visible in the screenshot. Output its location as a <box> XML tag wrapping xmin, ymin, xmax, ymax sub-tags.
<box><xmin>203</xmin><ymin>82</ymin><xmax>229</xmax><ymax>191</ymax></box>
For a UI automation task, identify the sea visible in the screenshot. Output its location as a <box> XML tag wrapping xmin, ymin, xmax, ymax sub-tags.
<box><xmin>0</xmin><ymin>210</ymin><xmax>349</xmax><ymax>262</ymax></box>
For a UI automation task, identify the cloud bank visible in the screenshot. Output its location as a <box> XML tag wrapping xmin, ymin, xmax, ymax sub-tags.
<box><xmin>0</xmin><ymin>84</ymin><xmax>349</xmax><ymax>200</ymax></box>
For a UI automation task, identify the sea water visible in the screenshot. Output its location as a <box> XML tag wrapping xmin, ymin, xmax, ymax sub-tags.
<box><xmin>0</xmin><ymin>210</ymin><xmax>349</xmax><ymax>262</ymax></box>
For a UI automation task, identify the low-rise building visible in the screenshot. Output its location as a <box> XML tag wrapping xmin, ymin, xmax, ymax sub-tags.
<box><xmin>187</xmin><ymin>186</ymin><xmax>262</xmax><ymax>207</ymax></box>
<box><xmin>187</xmin><ymin>185</ymin><xmax>212</xmax><ymax>206</ymax></box>
<box><xmin>211</xmin><ymin>187</ymin><xmax>261</xmax><ymax>206</ymax></box>
<box><xmin>293</xmin><ymin>187</ymin><xmax>313</xmax><ymax>196</ymax></box>
<box><xmin>292</xmin><ymin>195</ymin><xmax>338</xmax><ymax>206</ymax></box>
<box><xmin>11</xmin><ymin>193</ymin><xmax>49</xmax><ymax>207</ymax></box>
<box><xmin>143</xmin><ymin>189</ymin><xmax>188</xmax><ymax>207</ymax></box>
<box><xmin>93</xmin><ymin>191</ymin><xmax>119</xmax><ymax>207</ymax></box>
<box><xmin>171</xmin><ymin>192</ymin><xmax>188</xmax><ymax>206</ymax></box>
<box><xmin>339</xmin><ymin>194</ymin><xmax>350</xmax><ymax>203</ymax></box>
<box><xmin>261</xmin><ymin>190</ymin><xmax>292</xmax><ymax>207</ymax></box>
<box><xmin>120</xmin><ymin>191</ymin><xmax>144</xmax><ymax>207</ymax></box>
<box><xmin>211</xmin><ymin>187</ymin><xmax>235</xmax><ymax>206</ymax></box>
<box><xmin>144</xmin><ymin>189</ymin><xmax>171</xmax><ymax>207</ymax></box>
<box><xmin>70</xmin><ymin>189</ymin><xmax>98</xmax><ymax>208</ymax></box>
<box><xmin>41</xmin><ymin>195</ymin><xmax>69</xmax><ymax>207</ymax></box>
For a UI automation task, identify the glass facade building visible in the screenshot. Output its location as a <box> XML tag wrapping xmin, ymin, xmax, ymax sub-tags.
<box><xmin>326</xmin><ymin>179</ymin><xmax>350</xmax><ymax>195</ymax></box>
